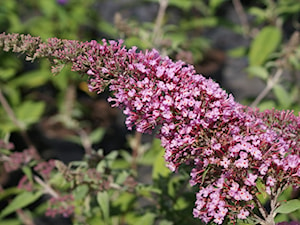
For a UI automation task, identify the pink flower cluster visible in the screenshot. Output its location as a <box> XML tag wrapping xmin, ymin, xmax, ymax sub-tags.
<box><xmin>18</xmin><ymin>175</ymin><xmax>33</xmax><ymax>191</ymax></box>
<box><xmin>34</xmin><ymin>159</ymin><xmax>56</xmax><ymax>180</ymax></box>
<box><xmin>45</xmin><ymin>194</ymin><xmax>75</xmax><ymax>218</ymax></box>
<box><xmin>2</xmin><ymin>148</ymin><xmax>36</xmax><ymax>172</ymax></box>
<box><xmin>0</xmin><ymin>33</ymin><xmax>299</xmax><ymax>224</ymax></box>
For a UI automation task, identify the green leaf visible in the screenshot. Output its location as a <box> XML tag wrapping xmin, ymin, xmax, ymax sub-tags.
<box><xmin>249</xmin><ymin>26</ymin><xmax>282</xmax><ymax>66</ymax></box>
<box><xmin>174</xmin><ymin>197</ymin><xmax>188</xmax><ymax>210</ymax></box>
<box><xmin>246</xmin><ymin>66</ymin><xmax>269</xmax><ymax>80</ymax></box>
<box><xmin>0</xmin><ymin>191</ymin><xmax>43</xmax><ymax>219</ymax></box>
<box><xmin>49</xmin><ymin>173</ymin><xmax>70</xmax><ymax>190</ymax></box>
<box><xmin>89</xmin><ymin>128</ymin><xmax>105</xmax><ymax>144</ymax></box>
<box><xmin>39</xmin><ymin>0</ymin><xmax>56</xmax><ymax>17</ymax></box>
<box><xmin>168</xmin><ymin>0</ymin><xmax>193</xmax><ymax>11</ymax></box>
<box><xmin>139</xmin><ymin>138</ymin><xmax>162</xmax><ymax>165</ymax></box>
<box><xmin>133</xmin><ymin>212</ymin><xmax>156</xmax><ymax>225</ymax></box>
<box><xmin>97</xmin><ymin>191</ymin><xmax>110</xmax><ymax>223</ymax></box>
<box><xmin>112</xmin><ymin>192</ymin><xmax>135</xmax><ymax>212</ymax></box>
<box><xmin>181</xmin><ymin>17</ymin><xmax>218</xmax><ymax>30</ymax></box>
<box><xmin>0</xmin><ymin>68</ymin><xmax>17</xmax><ymax>80</ymax></box>
<box><xmin>73</xmin><ymin>185</ymin><xmax>89</xmax><ymax>201</ymax></box>
<box><xmin>136</xmin><ymin>184</ymin><xmax>162</xmax><ymax>198</ymax></box>
<box><xmin>15</xmin><ymin>101</ymin><xmax>45</xmax><ymax>128</ymax></box>
<box><xmin>97</xmin><ymin>20</ymin><xmax>118</xmax><ymax>37</ymax></box>
<box><xmin>255</xmin><ymin>179</ymin><xmax>269</xmax><ymax>205</ymax></box>
<box><xmin>10</xmin><ymin>70</ymin><xmax>50</xmax><ymax>89</ymax></box>
<box><xmin>0</xmin><ymin>187</ymin><xmax>22</xmax><ymax>202</ymax></box>
<box><xmin>209</xmin><ymin>0</ymin><xmax>225</xmax><ymax>10</ymax></box>
<box><xmin>257</xmin><ymin>100</ymin><xmax>276</xmax><ymax>111</ymax></box>
<box><xmin>97</xmin><ymin>151</ymin><xmax>118</xmax><ymax>172</ymax></box>
<box><xmin>0</xmin><ymin>219</ymin><xmax>21</xmax><ymax>225</ymax></box>
<box><xmin>273</xmin><ymin>84</ymin><xmax>292</xmax><ymax>108</ymax></box>
<box><xmin>228</xmin><ymin>46</ymin><xmax>247</xmax><ymax>58</ymax></box>
<box><xmin>0</xmin><ymin>111</ymin><xmax>18</xmax><ymax>133</ymax></box>
<box><xmin>248</xmin><ymin>7</ymin><xmax>267</xmax><ymax>23</ymax></box>
<box><xmin>159</xmin><ymin>220</ymin><xmax>173</xmax><ymax>225</ymax></box>
<box><xmin>275</xmin><ymin>199</ymin><xmax>300</xmax><ymax>214</ymax></box>
<box><xmin>3</xmin><ymin>85</ymin><xmax>21</xmax><ymax>106</ymax></box>
<box><xmin>288</xmin><ymin>54</ymin><xmax>300</xmax><ymax>70</ymax></box>
<box><xmin>152</xmin><ymin>144</ymin><xmax>171</xmax><ymax>180</ymax></box>
<box><xmin>22</xmin><ymin>166</ymin><xmax>33</xmax><ymax>183</ymax></box>
<box><xmin>115</xmin><ymin>170</ymin><xmax>130</xmax><ymax>185</ymax></box>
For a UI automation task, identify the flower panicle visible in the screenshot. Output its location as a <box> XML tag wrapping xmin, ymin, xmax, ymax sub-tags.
<box><xmin>0</xmin><ymin>32</ymin><xmax>41</xmax><ymax>60</ymax></box>
<box><xmin>0</xmin><ymin>32</ymin><xmax>299</xmax><ymax>224</ymax></box>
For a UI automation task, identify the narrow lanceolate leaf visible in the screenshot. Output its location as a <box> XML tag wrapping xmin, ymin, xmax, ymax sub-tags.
<box><xmin>274</xmin><ymin>199</ymin><xmax>300</xmax><ymax>214</ymax></box>
<box><xmin>97</xmin><ymin>191</ymin><xmax>110</xmax><ymax>223</ymax></box>
<box><xmin>0</xmin><ymin>191</ymin><xmax>43</xmax><ymax>219</ymax></box>
<box><xmin>249</xmin><ymin>26</ymin><xmax>282</xmax><ymax>66</ymax></box>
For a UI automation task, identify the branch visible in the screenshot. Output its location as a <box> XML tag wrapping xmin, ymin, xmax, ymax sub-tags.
<box><xmin>232</xmin><ymin>0</ymin><xmax>250</xmax><ymax>36</ymax></box>
<box><xmin>34</xmin><ymin>175</ymin><xmax>60</xmax><ymax>198</ymax></box>
<box><xmin>152</xmin><ymin>0</ymin><xmax>169</xmax><ymax>47</ymax></box>
<box><xmin>250</xmin><ymin>68</ymin><xmax>283</xmax><ymax>108</ymax></box>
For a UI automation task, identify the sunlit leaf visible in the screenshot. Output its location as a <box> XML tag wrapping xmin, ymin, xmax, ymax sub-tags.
<box><xmin>112</xmin><ymin>192</ymin><xmax>135</xmax><ymax>212</ymax></box>
<box><xmin>246</xmin><ymin>66</ymin><xmax>269</xmax><ymax>80</ymax></box>
<box><xmin>249</xmin><ymin>26</ymin><xmax>282</xmax><ymax>66</ymax></box>
<box><xmin>0</xmin><ymin>219</ymin><xmax>21</xmax><ymax>225</ymax></box>
<box><xmin>152</xmin><ymin>144</ymin><xmax>171</xmax><ymax>180</ymax></box>
<box><xmin>133</xmin><ymin>212</ymin><xmax>156</xmax><ymax>225</ymax></box>
<box><xmin>89</xmin><ymin>127</ymin><xmax>105</xmax><ymax>144</ymax></box>
<box><xmin>275</xmin><ymin>199</ymin><xmax>300</xmax><ymax>214</ymax></box>
<box><xmin>10</xmin><ymin>70</ymin><xmax>50</xmax><ymax>88</ymax></box>
<box><xmin>0</xmin><ymin>191</ymin><xmax>43</xmax><ymax>219</ymax></box>
<box><xmin>73</xmin><ymin>185</ymin><xmax>89</xmax><ymax>201</ymax></box>
<box><xmin>97</xmin><ymin>191</ymin><xmax>110</xmax><ymax>223</ymax></box>
<box><xmin>15</xmin><ymin>101</ymin><xmax>45</xmax><ymax>128</ymax></box>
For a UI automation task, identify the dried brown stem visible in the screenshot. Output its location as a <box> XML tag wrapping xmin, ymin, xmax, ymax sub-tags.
<box><xmin>34</xmin><ymin>175</ymin><xmax>59</xmax><ymax>198</ymax></box>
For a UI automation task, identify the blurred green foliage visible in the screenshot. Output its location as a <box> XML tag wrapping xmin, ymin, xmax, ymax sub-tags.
<box><xmin>0</xmin><ymin>0</ymin><xmax>300</xmax><ymax>224</ymax></box>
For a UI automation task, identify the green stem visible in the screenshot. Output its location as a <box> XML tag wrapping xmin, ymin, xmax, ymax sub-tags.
<box><xmin>250</xmin><ymin>68</ymin><xmax>283</xmax><ymax>108</ymax></box>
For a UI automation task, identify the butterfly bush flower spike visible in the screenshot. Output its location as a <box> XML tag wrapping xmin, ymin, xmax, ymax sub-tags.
<box><xmin>0</xmin><ymin>32</ymin><xmax>299</xmax><ymax>225</ymax></box>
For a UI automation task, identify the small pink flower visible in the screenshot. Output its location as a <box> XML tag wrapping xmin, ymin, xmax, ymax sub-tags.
<box><xmin>213</xmin><ymin>215</ymin><xmax>224</xmax><ymax>224</ymax></box>
<box><xmin>266</xmin><ymin>176</ymin><xmax>276</xmax><ymax>187</ymax></box>
<box><xmin>259</xmin><ymin>163</ymin><xmax>269</xmax><ymax>175</ymax></box>
<box><xmin>220</xmin><ymin>157</ymin><xmax>230</xmax><ymax>168</ymax></box>
<box><xmin>234</xmin><ymin>158</ymin><xmax>249</xmax><ymax>168</ymax></box>
<box><xmin>87</xmin><ymin>69</ymin><xmax>95</xmax><ymax>75</ymax></box>
<box><xmin>237</xmin><ymin>209</ymin><xmax>249</xmax><ymax>219</ymax></box>
<box><xmin>245</xmin><ymin>173</ymin><xmax>258</xmax><ymax>186</ymax></box>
